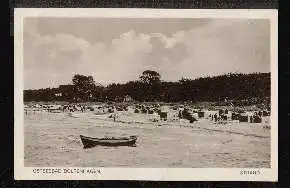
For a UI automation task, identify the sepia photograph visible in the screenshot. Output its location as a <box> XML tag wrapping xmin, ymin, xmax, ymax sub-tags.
<box><xmin>14</xmin><ymin>9</ymin><xmax>278</xmax><ymax>181</ymax></box>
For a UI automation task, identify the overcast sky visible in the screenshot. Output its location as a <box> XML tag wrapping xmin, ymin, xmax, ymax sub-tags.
<box><xmin>23</xmin><ymin>18</ymin><xmax>270</xmax><ymax>90</ymax></box>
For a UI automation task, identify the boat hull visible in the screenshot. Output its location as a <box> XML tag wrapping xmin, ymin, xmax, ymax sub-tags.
<box><xmin>80</xmin><ymin>135</ymin><xmax>137</xmax><ymax>148</ymax></box>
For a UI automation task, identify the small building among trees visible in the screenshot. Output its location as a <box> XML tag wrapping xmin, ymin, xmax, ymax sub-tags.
<box><xmin>55</xmin><ymin>93</ymin><xmax>62</xmax><ymax>97</ymax></box>
<box><xmin>123</xmin><ymin>95</ymin><xmax>133</xmax><ymax>102</ymax></box>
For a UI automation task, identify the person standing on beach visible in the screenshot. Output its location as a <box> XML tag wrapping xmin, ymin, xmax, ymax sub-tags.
<box><xmin>113</xmin><ymin>112</ymin><xmax>116</xmax><ymax>122</ymax></box>
<box><xmin>214</xmin><ymin>114</ymin><xmax>217</xmax><ymax>122</ymax></box>
<box><xmin>113</xmin><ymin>107</ymin><xmax>117</xmax><ymax>122</ymax></box>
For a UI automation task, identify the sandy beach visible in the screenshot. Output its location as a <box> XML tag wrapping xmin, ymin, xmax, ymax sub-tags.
<box><xmin>24</xmin><ymin>110</ymin><xmax>270</xmax><ymax>168</ymax></box>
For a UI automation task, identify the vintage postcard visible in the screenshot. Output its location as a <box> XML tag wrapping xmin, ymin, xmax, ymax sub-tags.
<box><xmin>14</xmin><ymin>8</ymin><xmax>278</xmax><ymax>181</ymax></box>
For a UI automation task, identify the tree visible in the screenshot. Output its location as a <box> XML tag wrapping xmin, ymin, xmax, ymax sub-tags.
<box><xmin>72</xmin><ymin>74</ymin><xmax>95</xmax><ymax>86</ymax></box>
<box><xmin>139</xmin><ymin>70</ymin><xmax>161</xmax><ymax>85</ymax></box>
<box><xmin>123</xmin><ymin>81</ymin><xmax>146</xmax><ymax>101</ymax></box>
<box><xmin>104</xmin><ymin>83</ymin><xmax>125</xmax><ymax>101</ymax></box>
<box><xmin>72</xmin><ymin>74</ymin><xmax>97</xmax><ymax>101</ymax></box>
<box><xmin>139</xmin><ymin>70</ymin><xmax>161</xmax><ymax>101</ymax></box>
<box><xmin>58</xmin><ymin>84</ymin><xmax>74</xmax><ymax>102</ymax></box>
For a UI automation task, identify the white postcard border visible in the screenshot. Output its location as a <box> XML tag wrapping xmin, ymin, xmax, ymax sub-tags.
<box><xmin>14</xmin><ymin>8</ymin><xmax>278</xmax><ymax>181</ymax></box>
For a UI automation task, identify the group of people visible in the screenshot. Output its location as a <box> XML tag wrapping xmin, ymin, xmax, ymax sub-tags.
<box><xmin>63</xmin><ymin>104</ymin><xmax>86</xmax><ymax>112</ymax></box>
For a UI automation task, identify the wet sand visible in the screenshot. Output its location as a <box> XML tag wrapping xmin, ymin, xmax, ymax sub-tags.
<box><xmin>24</xmin><ymin>111</ymin><xmax>270</xmax><ymax>167</ymax></box>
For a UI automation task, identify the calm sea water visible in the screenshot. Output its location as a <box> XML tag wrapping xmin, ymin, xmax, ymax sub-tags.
<box><xmin>24</xmin><ymin>111</ymin><xmax>270</xmax><ymax>167</ymax></box>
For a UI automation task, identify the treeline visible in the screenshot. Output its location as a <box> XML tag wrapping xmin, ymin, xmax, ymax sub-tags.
<box><xmin>24</xmin><ymin>71</ymin><xmax>270</xmax><ymax>103</ymax></box>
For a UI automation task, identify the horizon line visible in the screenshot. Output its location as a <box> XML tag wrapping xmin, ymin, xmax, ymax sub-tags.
<box><xmin>24</xmin><ymin>71</ymin><xmax>270</xmax><ymax>90</ymax></box>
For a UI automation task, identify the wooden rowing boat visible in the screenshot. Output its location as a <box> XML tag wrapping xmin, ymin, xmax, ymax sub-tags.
<box><xmin>80</xmin><ymin>135</ymin><xmax>138</xmax><ymax>148</ymax></box>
